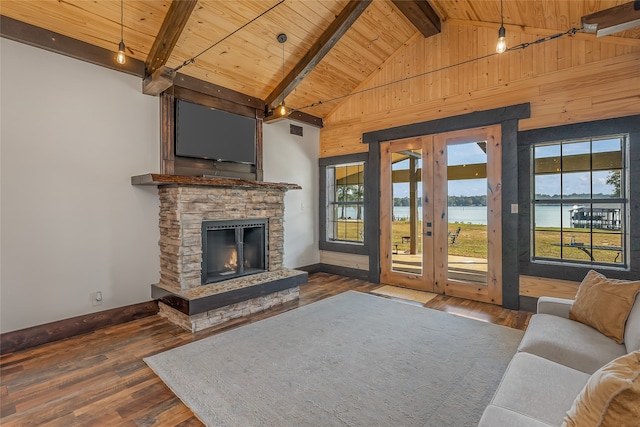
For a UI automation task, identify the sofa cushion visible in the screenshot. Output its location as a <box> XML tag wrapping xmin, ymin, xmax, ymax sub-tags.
<box><xmin>479</xmin><ymin>405</ymin><xmax>555</xmax><ymax>427</ymax></box>
<box><xmin>519</xmin><ymin>313</ymin><xmax>627</xmax><ymax>374</ymax></box>
<box><xmin>569</xmin><ymin>270</ymin><xmax>640</xmax><ymax>344</ymax></box>
<box><xmin>487</xmin><ymin>352</ymin><xmax>590</xmax><ymax>426</ymax></box>
<box><xmin>562</xmin><ymin>351</ymin><xmax>640</xmax><ymax>427</ymax></box>
<box><xmin>624</xmin><ymin>293</ymin><xmax>640</xmax><ymax>352</ymax></box>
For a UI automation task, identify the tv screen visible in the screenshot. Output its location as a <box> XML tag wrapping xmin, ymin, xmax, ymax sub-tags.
<box><xmin>175</xmin><ymin>99</ymin><xmax>256</xmax><ymax>164</ymax></box>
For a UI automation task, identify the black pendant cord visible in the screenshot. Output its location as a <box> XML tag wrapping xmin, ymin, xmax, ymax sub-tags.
<box><xmin>281</xmin><ymin>38</ymin><xmax>285</xmax><ymax>106</ymax></box>
<box><xmin>292</xmin><ymin>26</ymin><xmax>581</xmax><ymax>113</ymax></box>
<box><xmin>171</xmin><ymin>0</ymin><xmax>286</xmax><ymax>73</ymax></box>
<box><xmin>120</xmin><ymin>0</ymin><xmax>124</xmax><ymax>42</ymax></box>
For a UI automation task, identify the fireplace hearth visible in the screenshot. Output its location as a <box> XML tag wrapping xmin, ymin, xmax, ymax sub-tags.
<box><xmin>202</xmin><ymin>218</ymin><xmax>268</xmax><ymax>284</ymax></box>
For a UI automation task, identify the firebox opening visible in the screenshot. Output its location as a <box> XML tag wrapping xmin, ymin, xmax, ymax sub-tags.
<box><xmin>202</xmin><ymin>219</ymin><xmax>269</xmax><ymax>285</ymax></box>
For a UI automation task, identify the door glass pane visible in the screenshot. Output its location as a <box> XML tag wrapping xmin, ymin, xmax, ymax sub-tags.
<box><xmin>447</xmin><ymin>141</ymin><xmax>487</xmax><ymax>285</ymax></box>
<box><xmin>391</xmin><ymin>149</ymin><xmax>422</xmax><ymax>275</ymax></box>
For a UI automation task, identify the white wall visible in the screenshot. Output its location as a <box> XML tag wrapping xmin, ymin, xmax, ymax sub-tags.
<box><xmin>0</xmin><ymin>39</ymin><xmax>320</xmax><ymax>334</ymax></box>
<box><xmin>263</xmin><ymin>120</ymin><xmax>320</xmax><ymax>269</ymax></box>
<box><xmin>0</xmin><ymin>39</ymin><xmax>161</xmax><ymax>333</ymax></box>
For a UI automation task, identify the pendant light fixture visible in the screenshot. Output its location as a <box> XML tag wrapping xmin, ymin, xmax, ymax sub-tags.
<box><xmin>275</xmin><ymin>33</ymin><xmax>288</xmax><ymax>117</ymax></box>
<box><xmin>116</xmin><ymin>0</ymin><xmax>126</xmax><ymax>64</ymax></box>
<box><xmin>496</xmin><ymin>0</ymin><xmax>507</xmax><ymax>53</ymax></box>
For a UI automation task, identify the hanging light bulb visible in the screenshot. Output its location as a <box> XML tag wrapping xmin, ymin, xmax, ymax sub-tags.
<box><xmin>496</xmin><ymin>0</ymin><xmax>506</xmax><ymax>53</ymax></box>
<box><xmin>116</xmin><ymin>0</ymin><xmax>126</xmax><ymax>64</ymax></box>
<box><xmin>496</xmin><ymin>26</ymin><xmax>506</xmax><ymax>53</ymax></box>
<box><xmin>277</xmin><ymin>101</ymin><xmax>287</xmax><ymax>117</ymax></box>
<box><xmin>117</xmin><ymin>40</ymin><xmax>126</xmax><ymax>65</ymax></box>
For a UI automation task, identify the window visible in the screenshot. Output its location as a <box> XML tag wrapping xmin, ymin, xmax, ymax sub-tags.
<box><xmin>531</xmin><ymin>134</ymin><xmax>628</xmax><ymax>268</ymax></box>
<box><xmin>319</xmin><ymin>153</ymin><xmax>369</xmax><ymax>255</ymax></box>
<box><xmin>326</xmin><ymin>162</ymin><xmax>365</xmax><ymax>244</ymax></box>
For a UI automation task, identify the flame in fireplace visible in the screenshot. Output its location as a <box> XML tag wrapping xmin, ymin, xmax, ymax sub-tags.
<box><xmin>225</xmin><ymin>249</ymin><xmax>238</xmax><ymax>271</ymax></box>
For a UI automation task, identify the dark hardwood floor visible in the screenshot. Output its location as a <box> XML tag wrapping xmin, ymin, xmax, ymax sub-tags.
<box><xmin>0</xmin><ymin>273</ymin><xmax>532</xmax><ymax>426</ymax></box>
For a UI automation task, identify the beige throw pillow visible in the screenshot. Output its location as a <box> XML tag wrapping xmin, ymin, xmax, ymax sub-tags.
<box><xmin>569</xmin><ymin>270</ymin><xmax>640</xmax><ymax>344</ymax></box>
<box><xmin>563</xmin><ymin>351</ymin><xmax>640</xmax><ymax>427</ymax></box>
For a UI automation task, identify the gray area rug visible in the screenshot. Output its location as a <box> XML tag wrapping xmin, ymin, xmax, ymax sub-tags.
<box><xmin>145</xmin><ymin>291</ymin><xmax>523</xmax><ymax>426</ymax></box>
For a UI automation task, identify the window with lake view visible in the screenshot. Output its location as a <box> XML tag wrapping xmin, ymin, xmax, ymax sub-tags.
<box><xmin>326</xmin><ymin>162</ymin><xmax>365</xmax><ymax>244</ymax></box>
<box><xmin>531</xmin><ymin>135</ymin><xmax>628</xmax><ymax>267</ymax></box>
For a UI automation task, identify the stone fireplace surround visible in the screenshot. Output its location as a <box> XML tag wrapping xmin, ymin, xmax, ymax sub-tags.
<box><xmin>132</xmin><ymin>174</ymin><xmax>308</xmax><ymax>332</ymax></box>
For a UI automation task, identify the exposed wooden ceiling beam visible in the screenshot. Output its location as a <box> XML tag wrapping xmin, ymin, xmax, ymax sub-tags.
<box><xmin>0</xmin><ymin>15</ymin><xmax>145</xmax><ymax>76</ymax></box>
<box><xmin>172</xmin><ymin>73</ymin><xmax>265</xmax><ymax>110</ymax></box>
<box><xmin>170</xmin><ymin>73</ymin><xmax>324</xmax><ymax>127</ymax></box>
<box><xmin>143</xmin><ymin>0</ymin><xmax>199</xmax><ymax>96</ymax></box>
<box><xmin>264</xmin><ymin>110</ymin><xmax>324</xmax><ymax>127</ymax></box>
<box><xmin>582</xmin><ymin>1</ymin><xmax>640</xmax><ymax>37</ymax></box>
<box><xmin>288</xmin><ymin>110</ymin><xmax>323</xmax><ymax>128</ymax></box>
<box><xmin>264</xmin><ymin>0</ymin><xmax>372</xmax><ymax>109</ymax></box>
<box><xmin>391</xmin><ymin>0</ymin><xmax>441</xmax><ymax>38</ymax></box>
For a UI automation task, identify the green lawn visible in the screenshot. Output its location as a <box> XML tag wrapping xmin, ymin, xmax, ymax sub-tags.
<box><xmin>391</xmin><ymin>221</ymin><xmax>487</xmax><ymax>258</ymax></box>
<box><xmin>336</xmin><ymin>219</ymin><xmax>623</xmax><ymax>263</ymax></box>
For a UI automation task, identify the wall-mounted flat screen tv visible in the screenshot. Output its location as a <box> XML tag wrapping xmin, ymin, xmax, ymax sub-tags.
<box><xmin>175</xmin><ymin>99</ymin><xmax>256</xmax><ymax>165</ymax></box>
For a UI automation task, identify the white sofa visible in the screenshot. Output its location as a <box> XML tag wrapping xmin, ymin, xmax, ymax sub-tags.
<box><xmin>479</xmin><ymin>294</ymin><xmax>640</xmax><ymax>426</ymax></box>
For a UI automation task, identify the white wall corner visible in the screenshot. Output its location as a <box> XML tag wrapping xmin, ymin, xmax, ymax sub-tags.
<box><xmin>262</xmin><ymin>120</ymin><xmax>320</xmax><ymax>269</ymax></box>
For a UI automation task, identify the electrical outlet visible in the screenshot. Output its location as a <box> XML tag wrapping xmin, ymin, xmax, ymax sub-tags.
<box><xmin>91</xmin><ymin>291</ymin><xmax>103</xmax><ymax>306</ymax></box>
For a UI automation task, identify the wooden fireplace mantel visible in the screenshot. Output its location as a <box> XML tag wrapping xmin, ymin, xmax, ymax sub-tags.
<box><xmin>131</xmin><ymin>173</ymin><xmax>301</xmax><ymax>190</ymax></box>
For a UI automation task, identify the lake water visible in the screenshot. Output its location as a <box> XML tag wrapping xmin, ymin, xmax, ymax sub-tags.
<box><xmin>339</xmin><ymin>205</ymin><xmax>572</xmax><ymax>227</ymax></box>
<box><xmin>391</xmin><ymin>205</ymin><xmax>572</xmax><ymax>227</ymax></box>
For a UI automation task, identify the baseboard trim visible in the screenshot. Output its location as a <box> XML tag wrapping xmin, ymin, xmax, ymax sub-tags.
<box><xmin>519</xmin><ymin>295</ymin><xmax>537</xmax><ymax>313</ymax></box>
<box><xmin>0</xmin><ymin>301</ymin><xmax>159</xmax><ymax>355</ymax></box>
<box><xmin>297</xmin><ymin>263</ymin><xmax>324</xmax><ymax>273</ymax></box>
<box><xmin>298</xmin><ymin>263</ymin><xmax>370</xmax><ymax>281</ymax></box>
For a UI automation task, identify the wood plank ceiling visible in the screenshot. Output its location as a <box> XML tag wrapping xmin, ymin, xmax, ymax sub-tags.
<box><xmin>1</xmin><ymin>0</ymin><xmax>638</xmax><ymax>121</ymax></box>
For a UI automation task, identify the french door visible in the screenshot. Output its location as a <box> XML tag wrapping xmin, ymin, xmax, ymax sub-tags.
<box><xmin>380</xmin><ymin>126</ymin><xmax>503</xmax><ymax>304</ymax></box>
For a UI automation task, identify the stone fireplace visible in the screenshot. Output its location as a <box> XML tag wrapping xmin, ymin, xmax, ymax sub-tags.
<box><xmin>131</xmin><ymin>174</ymin><xmax>308</xmax><ymax>332</ymax></box>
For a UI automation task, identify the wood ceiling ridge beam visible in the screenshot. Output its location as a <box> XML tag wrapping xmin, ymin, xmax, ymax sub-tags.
<box><xmin>445</xmin><ymin>18</ymin><xmax>640</xmax><ymax>47</ymax></box>
<box><xmin>142</xmin><ymin>0</ymin><xmax>198</xmax><ymax>96</ymax></box>
<box><xmin>391</xmin><ymin>0</ymin><xmax>441</xmax><ymax>38</ymax></box>
<box><xmin>264</xmin><ymin>0</ymin><xmax>373</xmax><ymax>109</ymax></box>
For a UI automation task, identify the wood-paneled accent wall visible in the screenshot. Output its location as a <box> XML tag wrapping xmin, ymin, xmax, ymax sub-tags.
<box><xmin>319</xmin><ymin>251</ymin><xmax>369</xmax><ymax>270</ymax></box>
<box><xmin>519</xmin><ymin>275</ymin><xmax>579</xmax><ymax>300</ymax></box>
<box><xmin>320</xmin><ymin>21</ymin><xmax>640</xmax><ymax>158</ymax></box>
